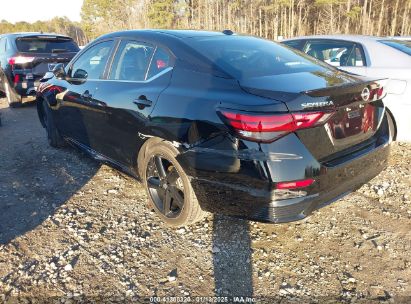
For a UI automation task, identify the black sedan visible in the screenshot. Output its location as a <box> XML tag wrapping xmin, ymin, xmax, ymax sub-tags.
<box><xmin>36</xmin><ymin>30</ymin><xmax>390</xmax><ymax>226</ymax></box>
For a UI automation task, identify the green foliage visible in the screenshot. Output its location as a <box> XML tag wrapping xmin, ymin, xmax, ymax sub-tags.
<box><xmin>347</xmin><ymin>6</ymin><xmax>362</xmax><ymax>19</ymax></box>
<box><xmin>148</xmin><ymin>0</ymin><xmax>176</xmax><ymax>28</ymax></box>
<box><xmin>81</xmin><ymin>0</ymin><xmax>135</xmax><ymax>39</ymax></box>
<box><xmin>315</xmin><ymin>0</ymin><xmax>343</xmax><ymax>5</ymax></box>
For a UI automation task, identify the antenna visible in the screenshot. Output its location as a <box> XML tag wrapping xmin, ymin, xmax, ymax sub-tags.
<box><xmin>222</xmin><ymin>30</ymin><xmax>234</xmax><ymax>35</ymax></box>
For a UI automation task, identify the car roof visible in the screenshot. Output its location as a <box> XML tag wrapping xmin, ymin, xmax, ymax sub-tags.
<box><xmin>98</xmin><ymin>29</ymin><xmax>228</xmax><ymax>41</ymax></box>
<box><xmin>0</xmin><ymin>32</ymin><xmax>72</xmax><ymax>39</ymax></box>
<box><xmin>283</xmin><ymin>35</ymin><xmax>384</xmax><ymax>43</ymax></box>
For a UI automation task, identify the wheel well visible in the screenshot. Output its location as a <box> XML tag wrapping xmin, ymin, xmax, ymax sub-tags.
<box><xmin>136</xmin><ymin>137</ymin><xmax>163</xmax><ymax>179</ymax></box>
<box><xmin>386</xmin><ymin>107</ymin><xmax>397</xmax><ymax>141</ymax></box>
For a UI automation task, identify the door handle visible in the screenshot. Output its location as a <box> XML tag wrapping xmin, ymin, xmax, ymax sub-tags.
<box><xmin>81</xmin><ymin>90</ymin><xmax>92</xmax><ymax>100</ymax></box>
<box><xmin>133</xmin><ymin>95</ymin><xmax>152</xmax><ymax>109</ymax></box>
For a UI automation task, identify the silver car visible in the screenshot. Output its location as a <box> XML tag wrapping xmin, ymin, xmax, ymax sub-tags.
<box><xmin>282</xmin><ymin>35</ymin><xmax>411</xmax><ymax>142</ymax></box>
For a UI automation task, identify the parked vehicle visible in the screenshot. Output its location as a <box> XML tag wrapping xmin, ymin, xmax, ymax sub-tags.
<box><xmin>282</xmin><ymin>35</ymin><xmax>411</xmax><ymax>142</ymax></box>
<box><xmin>0</xmin><ymin>33</ymin><xmax>79</xmax><ymax>107</ymax></box>
<box><xmin>388</xmin><ymin>36</ymin><xmax>411</xmax><ymax>41</ymax></box>
<box><xmin>37</xmin><ymin>30</ymin><xmax>390</xmax><ymax>226</ymax></box>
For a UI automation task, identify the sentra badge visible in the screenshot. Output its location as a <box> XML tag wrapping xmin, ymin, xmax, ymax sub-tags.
<box><xmin>301</xmin><ymin>100</ymin><xmax>334</xmax><ymax>109</ymax></box>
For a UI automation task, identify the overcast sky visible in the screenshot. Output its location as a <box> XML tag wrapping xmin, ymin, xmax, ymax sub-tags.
<box><xmin>0</xmin><ymin>0</ymin><xmax>83</xmax><ymax>23</ymax></box>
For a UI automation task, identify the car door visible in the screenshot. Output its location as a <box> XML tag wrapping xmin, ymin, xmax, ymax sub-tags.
<box><xmin>56</xmin><ymin>40</ymin><xmax>114</xmax><ymax>149</ymax></box>
<box><xmin>302</xmin><ymin>39</ymin><xmax>368</xmax><ymax>76</ymax></box>
<box><xmin>92</xmin><ymin>40</ymin><xmax>174</xmax><ymax>167</ymax></box>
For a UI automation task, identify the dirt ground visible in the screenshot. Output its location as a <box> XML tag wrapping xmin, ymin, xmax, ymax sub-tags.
<box><xmin>0</xmin><ymin>98</ymin><xmax>410</xmax><ymax>303</ymax></box>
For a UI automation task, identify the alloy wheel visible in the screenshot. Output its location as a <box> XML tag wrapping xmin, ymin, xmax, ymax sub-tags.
<box><xmin>146</xmin><ymin>155</ymin><xmax>185</xmax><ymax>218</ymax></box>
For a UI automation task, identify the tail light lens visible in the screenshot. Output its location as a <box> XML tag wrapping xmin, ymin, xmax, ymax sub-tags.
<box><xmin>219</xmin><ymin>110</ymin><xmax>334</xmax><ymax>142</ymax></box>
<box><xmin>13</xmin><ymin>74</ymin><xmax>20</xmax><ymax>84</ymax></box>
<box><xmin>8</xmin><ymin>56</ymin><xmax>35</xmax><ymax>66</ymax></box>
<box><xmin>276</xmin><ymin>178</ymin><xmax>315</xmax><ymax>190</ymax></box>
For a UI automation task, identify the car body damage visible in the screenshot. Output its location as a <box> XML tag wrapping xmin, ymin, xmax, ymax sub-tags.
<box><xmin>36</xmin><ymin>30</ymin><xmax>390</xmax><ymax>225</ymax></box>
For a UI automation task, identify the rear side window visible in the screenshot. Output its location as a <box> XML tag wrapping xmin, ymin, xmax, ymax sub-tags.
<box><xmin>109</xmin><ymin>41</ymin><xmax>154</xmax><ymax>81</ymax></box>
<box><xmin>187</xmin><ymin>36</ymin><xmax>328</xmax><ymax>79</ymax></box>
<box><xmin>15</xmin><ymin>37</ymin><xmax>79</xmax><ymax>53</ymax></box>
<box><xmin>379</xmin><ymin>40</ymin><xmax>411</xmax><ymax>56</ymax></box>
<box><xmin>303</xmin><ymin>40</ymin><xmax>365</xmax><ymax>67</ymax></box>
<box><xmin>146</xmin><ymin>48</ymin><xmax>171</xmax><ymax>79</ymax></box>
<box><xmin>70</xmin><ymin>40</ymin><xmax>113</xmax><ymax>80</ymax></box>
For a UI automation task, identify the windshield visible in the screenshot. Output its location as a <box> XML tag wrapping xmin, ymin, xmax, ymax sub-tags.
<box><xmin>186</xmin><ymin>35</ymin><xmax>331</xmax><ymax>79</ymax></box>
<box><xmin>379</xmin><ymin>40</ymin><xmax>411</xmax><ymax>56</ymax></box>
<box><xmin>16</xmin><ymin>37</ymin><xmax>79</xmax><ymax>53</ymax></box>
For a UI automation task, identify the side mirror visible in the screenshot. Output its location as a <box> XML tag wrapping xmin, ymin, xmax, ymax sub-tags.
<box><xmin>53</xmin><ymin>63</ymin><xmax>66</xmax><ymax>79</ymax></box>
<box><xmin>72</xmin><ymin>69</ymin><xmax>88</xmax><ymax>80</ymax></box>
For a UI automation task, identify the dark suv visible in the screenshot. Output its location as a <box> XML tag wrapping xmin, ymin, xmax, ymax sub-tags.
<box><xmin>0</xmin><ymin>33</ymin><xmax>79</xmax><ymax>107</ymax></box>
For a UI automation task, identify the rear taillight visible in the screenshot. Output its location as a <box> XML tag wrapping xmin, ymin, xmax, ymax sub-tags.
<box><xmin>276</xmin><ymin>178</ymin><xmax>315</xmax><ymax>190</ymax></box>
<box><xmin>8</xmin><ymin>56</ymin><xmax>35</xmax><ymax>66</ymax></box>
<box><xmin>219</xmin><ymin>110</ymin><xmax>334</xmax><ymax>142</ymax></box>
<box><xmin>13</xmin><ymin>74</ymin><xmax>20</xmax><ymax>84</ymax></box>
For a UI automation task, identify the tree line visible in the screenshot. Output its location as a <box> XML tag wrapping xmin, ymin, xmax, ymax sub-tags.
<box><xmin>81</xmin><ymin>0</ymin><xmax>411</xmax><ymax>40</ymax></box>
<box><xmin>1</xmin><ymin>0</ymin><xmax>411</xmax><ymax>45</ymax></box>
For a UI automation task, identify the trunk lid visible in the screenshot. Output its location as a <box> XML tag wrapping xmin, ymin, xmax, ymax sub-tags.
<box><xmin>239</xmin><ymin>71</ymin><xmax>387</xmax><ymax>161</ymax></box>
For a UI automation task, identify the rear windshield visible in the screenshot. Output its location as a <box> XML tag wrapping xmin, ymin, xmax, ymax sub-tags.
<box><xmin>186</xmin><ymin>35</ymin><xmax>330</xmax><ymax>79</ymax></box>
<box><xmin>379</xmin><ymin>40</ymin><xmax>411</xmax><ymax>56</ymax></box>
<box><xmin>16</xmin><ymin>37</ymin><xmax>79</xmax><ymax>53</ymax></box>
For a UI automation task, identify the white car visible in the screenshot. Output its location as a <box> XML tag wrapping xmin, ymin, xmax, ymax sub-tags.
<box><xmin>282</xmin><ymin>35</ymin><xmax>411</xmax><ymax>142</ymax></box>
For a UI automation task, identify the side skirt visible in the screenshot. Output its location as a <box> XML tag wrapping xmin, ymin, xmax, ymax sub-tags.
<box><xmin>64</xmin><ymin>137</ymin><xmax>140</xmax><ymax>181</ymax></box>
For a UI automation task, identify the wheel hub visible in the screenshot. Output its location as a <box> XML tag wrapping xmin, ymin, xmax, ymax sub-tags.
<box><xmin>146</xmin><ymin>155</ymin><xmax>185</xmax><ymax>218</ymax></box>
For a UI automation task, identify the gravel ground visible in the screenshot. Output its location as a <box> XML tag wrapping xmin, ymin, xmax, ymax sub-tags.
<box><xmin>0</xmin><ymin>98</ymin><xmax>410</xmax><ymax>303</ymax></box>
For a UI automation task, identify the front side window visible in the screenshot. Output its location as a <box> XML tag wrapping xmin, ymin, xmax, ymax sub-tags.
<box><xmin>70</xmin><ymin>40</ymin><xmax>113</xmax><ymax>80</ymax></box>
<box><xmin>303</xmin><ymin>40</ymin><xmax>365</xmax><ymax>67</ymax></box>
<box><xmin>109</xmin><ymin>41</ymin><xmax>154</xmax><ymax>81</ymax></box>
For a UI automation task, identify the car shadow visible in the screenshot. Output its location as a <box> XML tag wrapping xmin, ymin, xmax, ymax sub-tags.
<box><xmin>0</xmin><ymin>100</ymin><xmax>101</xmax><ymax>244</ymax></box>
<box><xmin>0</xmin><ymin>148</ymin><xmax>101</xmax><ymax>245</ymax></box>
<box><xmin>212</xmin><ymin>214</ymin><xmax>254</xmax><ymax>297</ymax></box>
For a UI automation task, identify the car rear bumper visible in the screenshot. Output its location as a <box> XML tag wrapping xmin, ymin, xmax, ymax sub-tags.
<box><xmin>180</xmin><ymin>134</ymin><xmax>390</xmax><ymax>223</ymax></box>
<box><xmin>13</xmin><ymin>80</ymin><xmax>41</xmax><ymax>97</ymax></box>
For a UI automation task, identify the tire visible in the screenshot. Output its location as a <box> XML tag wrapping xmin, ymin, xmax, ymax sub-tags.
<box><xmin>386</xmin><ymin>110</ymin><xmax>396</xmax><ymax>142</ymax></box>
<box><xmin>42</xmin><ymin>101</ymin><xmax>65</xmax><ymax>148</ymax></box>
<box><xmin>4</xmin><ymin>81</ymin><xmax>22</xmax><ymax>108</ymax></box>
<box><xmin>141</xmin><ymin>140</ymin><xmax>206</xmax><ymax>227</ymax></box>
